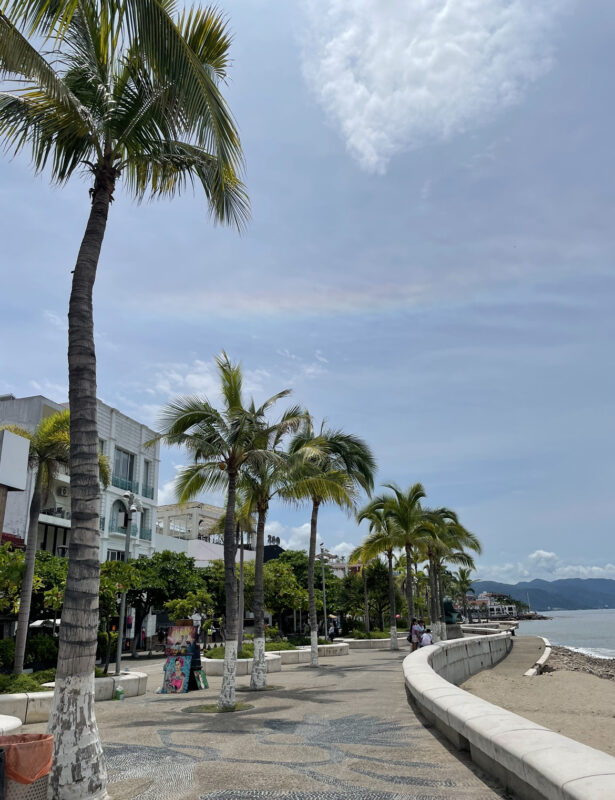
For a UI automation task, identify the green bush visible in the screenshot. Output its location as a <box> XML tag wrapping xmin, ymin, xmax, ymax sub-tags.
<box><xmin>351</xmin><ymin>629</ymin><xmax>389</xmax><ymax>639</ymax></box>
<box><xmin>97</xmin><ymin>631</ymin><xmax>118</xmax><ymax>660</ymax></box>
<box><xmin>32</xmin><ymin>668</ymin><xmax>56</xmax><ymax>685</ymax></box>
<box><xmin>265</xmin><ymin>641</ymin><xmax>296</xmax><ymax>652</ymax></box>
<box><xmin>0</xmin><ymin>639</ymin><xmax>15</xmax><ymax>672</ymax></box>
<box><xmin>26</xmin><ymin>634</ymin><xmax>58</xmax><ymax>669</ymax></box>
<box><xmin>3</xmin><ymin>674</ymin><xmax>49</xmax><ymax>694</ymax></box>
<box><xmin>243</xmin><ymin>632</ymin><xmax>254</xmax><ymax>640</ymax></box>
<box><xmin>265</xmin><ymin>625</ymin><xmax>282</xmax><ymax>641</ymax></box>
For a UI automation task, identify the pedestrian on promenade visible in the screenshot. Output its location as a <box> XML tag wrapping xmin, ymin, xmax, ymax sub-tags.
<box><xmin>420</xmin><ymin>628</ymin><xmax>433</xmax><ymax>648</ymax></box>
<box><xmin>328</xmin><ymin>623</ymin><xmax>335</xmax><ymax>642</ymax></box>
<box><xmin>410</xmin><ymin>618</ymin><xmax>423</xmax><ymax>652</ymax></box>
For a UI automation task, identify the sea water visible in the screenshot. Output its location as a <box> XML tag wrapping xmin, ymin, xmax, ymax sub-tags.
<box><xmin>517</xmin><ymin>608</ymin><xmax>615</xmax><ymax>658</ymax></box>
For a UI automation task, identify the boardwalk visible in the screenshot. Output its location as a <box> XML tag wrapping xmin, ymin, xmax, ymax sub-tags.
<box><xmin>37</xmin><ymin>648</ymin><xmax>509</xmax><ymax>799</ymax></box>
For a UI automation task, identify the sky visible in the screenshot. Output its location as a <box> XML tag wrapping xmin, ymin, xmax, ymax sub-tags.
<box><xmin>1</xmin><ymin>0</ymin><xmax>614</xmax><ymax>584</ymax></box>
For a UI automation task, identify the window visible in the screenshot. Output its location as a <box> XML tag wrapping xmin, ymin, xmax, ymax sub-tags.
<box><xmin>107</xmin><ymin>550</ymin><xmax>125</xmax><ymax>562</ymax></box>
<box><xmin>113</xmin><ymin>448</ymin><xmax>134</xmax><ymax>481</ymax></box>
<box><xmin>143</xmin><ymin>460</ymin><xmax>151</xmax><ymax>486</ymax></box>
<box><xmin>98</xmin><ymin>438</ymin><xmax>105</xmax><ymax>454</ymax></box>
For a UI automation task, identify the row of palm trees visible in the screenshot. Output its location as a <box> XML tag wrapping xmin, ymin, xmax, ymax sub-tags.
<box><xmin>154</xmin><ymin>353</ymin><xmax>376</xmax><ymax>707</ymax></box>
<box><xmin>351</xmin><ymin>484</ymin><xmax>481</xmax><ymax>647</ymax></box>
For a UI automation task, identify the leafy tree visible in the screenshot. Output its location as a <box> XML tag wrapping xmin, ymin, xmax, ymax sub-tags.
<box><xmin>127</xmin><ymin>551</ymin><xmax>204</xmax><ymax>658</ymax></box>
<box><xmin>0</xmin><ymin>2</ymin><xmax>246</xmax><ymax>793</ymax></box>
<box><xmin>99</xmin><ymin>561</ymin><xmax>137</xmax><ymax>673</ymax></box>
<box><xmin>337</xmin><ymin>572</ymin><xmax>365</xmax><ymax>627</ymax></box>
<box><xmin>263</xmin><ymin>560</ymin><xmax>307</xmax><ymax>632</ymax></box>
<box><xmin>365</xmin><ymin>559</ymin><xmax>400</xmax><ymax>631</ymax></box>
<box><xmin>154</xmin><ymin>354</ymin><xmax>293</xmax><ymax>709</ymax></box>
<box><xmin>0</xmin><ymin>544</ymin><xmax>27</xmax><ymax>615</ymax></box>
<box><xmin>199</xmin><ymin>561</ymin><xmax>226</xmax><ymax>617</ymax></box>
<box><xmin>289</xmin><ymin>421</ymin><xmax>375</xmax><ymax>666</ymax></box>
<box><xmin>165</xmin><ymin>588</ymin><xmax>213</xmax><ymax>623</ymax></box>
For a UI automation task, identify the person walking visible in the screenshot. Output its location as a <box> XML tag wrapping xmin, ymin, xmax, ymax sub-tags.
<box><xmin>410</xmin><ymin>618</ymin><xmax>422</xmax><ymax>652</ymax></box>
<box><xmin>328</xmin><ymin>622</ymin><xmax>335</xmax><ymax>642</ymax></box>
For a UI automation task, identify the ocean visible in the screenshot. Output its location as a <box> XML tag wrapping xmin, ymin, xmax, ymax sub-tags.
<box><xmin>516</xmin><ymin>608</ymin><xmax>615</xmax><ymax>658</ymax></box>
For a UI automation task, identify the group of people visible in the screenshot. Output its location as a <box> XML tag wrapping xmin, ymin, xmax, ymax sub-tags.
<box><xmin>408</xmin><ymin>618</ymin><xmax>432</xmax><ymax>651</ymax></box>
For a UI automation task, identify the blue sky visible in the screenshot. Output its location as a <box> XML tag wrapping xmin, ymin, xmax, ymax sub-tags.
<box><xmin>1</xmin><ymin>0</ymin><xmax>614</xmax><ymax>583</ymax></box>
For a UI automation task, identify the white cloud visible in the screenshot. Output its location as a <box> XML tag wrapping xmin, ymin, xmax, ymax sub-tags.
<box><xmin>477</xmin><ymin>550</ymin><xmax>615</xmax><ymax>584</ymax></box>
<box><xmin>302</xmin><ymin>0</ymin><xmax>564</xmax><ymax>172</ymax></box>
<box><xmin>43</xmin><ymin>310</ymin><xmax>66</xmax><ymax>332</ymax></box>
<box><xmin>157</xmin><ymin>477</ymin><xmax>177</xmax><ymax>506</ymax></box>
<box><xmin>331</xmin><ymin>541</ymin><xmax>354</xmax><ymax>559</ymax></box>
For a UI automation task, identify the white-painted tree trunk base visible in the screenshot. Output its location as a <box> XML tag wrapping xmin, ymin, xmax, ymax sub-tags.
<box><xmin>46</xmin><ymin>674</ymin><xmax>108</xmax><ymax>800</ymax></box>
<box><xmin>250</xmin><ymin>637</ymin><xmax>266</xmax><ymax>690</ymax></box>
<box><xmin>389</xmin><ymin>624</ymin><xmax>399</xmax><ymax>650</ymax></box>
<box><xmin>310</xmin><ymin>629</ymin><xmax>319</xmax><ymax>667</ymax></box>
<box><xmin>218</xmin><ymin>641</ymin><xmax>238</xmax><ymax>709</ymax></box>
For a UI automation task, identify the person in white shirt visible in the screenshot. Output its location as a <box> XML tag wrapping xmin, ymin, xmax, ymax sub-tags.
<box><xmin>420</xmin><ymin>628</ymin><xmax>433</xmax><ymax>647</ymax></box>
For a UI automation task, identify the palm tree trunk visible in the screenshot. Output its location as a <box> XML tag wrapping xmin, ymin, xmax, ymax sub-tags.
<box><xmin>237</xmin><ymin>527</ymin><xmax>244</xmax><ymax>653</ymax></box>
<box><xmin>250</xmin><ymin>504</ymin><xmax>267</xmax><ymax>690</ymax></box>
<box><xmin>427</xmin><ymin>556</ymin><xmax>438</xmax><ymax>631</ymax></box>
<box><xmin>404</xmin><ymin>544</ymin><xmax>414</xmax><ymax>626</ymax></box>
<box><xmin>387</xmin><ymin>550</ymin><xmax>398</xmax><ymax>651</ymax></box>
<box><xmin>47</xmin><ymin>174</ymin><xmax>114</xmax><ymax>800</ymax></box>
<box><xmin>218</xmin><ymin>469</ymin><xmax>238</xmax><ymax>709</ymax></box>
<box><xmin>362</xmin><ymin>565</ymin><xmax>370</xmax><ymax>635</ymax></box>
<box><xmin>436</xmin><ymin>565</ymin><xmax>447</xmax><ymax>641</ymax></box>
<box><xmin>14</xmin><ymin>468</ymin><xmax>42</xmax><ymax>674</ymax></box>
<box><xmin>307</xmin><ymin>498</ymin><xmax>320</xmax><ymax>667</ymax></box>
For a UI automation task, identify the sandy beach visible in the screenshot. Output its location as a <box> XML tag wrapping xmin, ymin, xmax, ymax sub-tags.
<box><xmin>461</xmin><ymin>645</ymin><xmax>615</xmax><ymax>757</ymax></box>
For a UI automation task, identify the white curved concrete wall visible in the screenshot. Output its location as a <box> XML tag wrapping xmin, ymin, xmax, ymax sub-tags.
<box><xmin>404</xmin><ymin>634</ymin><xmax>615</xmax><ymax>799</ymax></box>
<box><xmin>0</xmin><ymin>672</ymin><xmax>148</xmax><ymax>724</ymax></box>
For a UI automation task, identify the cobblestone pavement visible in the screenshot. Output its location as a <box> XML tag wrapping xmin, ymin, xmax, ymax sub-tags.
<box><xmin>33</xmin><ymin>649</ymin><xmax>510</xmax><ymax>799</ymax></box>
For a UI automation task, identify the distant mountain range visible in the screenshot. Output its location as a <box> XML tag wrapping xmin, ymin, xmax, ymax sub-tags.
<box><xmin>471</xmin><ymin>578</ymin><xmax>615</xmax><ymax>611</ymax></box>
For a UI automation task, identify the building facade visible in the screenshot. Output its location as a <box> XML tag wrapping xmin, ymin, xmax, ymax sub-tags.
<box><xmin>0</xmin><ymin>393</ymin><xmax>159</xmax><ymax>561</ymax></box>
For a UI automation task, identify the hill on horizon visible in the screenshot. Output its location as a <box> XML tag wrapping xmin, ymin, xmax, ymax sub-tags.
<box><xmin>471</xmin><ymin>577</ymin><xmax>615</xmax><ymax>611</ymax></box>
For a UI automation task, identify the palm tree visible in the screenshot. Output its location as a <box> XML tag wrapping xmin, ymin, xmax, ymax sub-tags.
<box><xmin>355</xmin><ymin>506</ymin><xmax>400</xmax><ymax>650</ymax></box>
<box><xmin>1</xmin><ymin>4</ymin><xmax>246</xmax><ymax>794</ymax></box>
<box><xmin>289</xmin><ymin>421</ymin><xmax>375</xmax><ymax>667</ymax></box>
<box><xmin>417</xmin><ymin>508</ymin><xmax>481</xmax><ymax>639</ymax></box>
<box><xmin>1</xmin><ymin>413</ymin><xmax>109</xmax><ymax>674</ymax></box>
<box><xmin>154</xmin><ymin>354</ymin><xmax>291</xmax><ymax>709</ymax></box>
<box><xmin>451</xmin><ymin>568</ymin><xmax>474</xmax><ymax>622</ymax></box>
<box><xmin>374</xmin><ymin>483</ymin><xmax>427</xmax><ymax>625</ymax></box>
<box><xmin>348</xmin><ymin>547</ymin><xmax>375</xmax><ymax>635</ymax></box>
<box><xmin>238</xmin><ymin>410</ymin><xmax>306</xmax><ymax>690</ymax></box>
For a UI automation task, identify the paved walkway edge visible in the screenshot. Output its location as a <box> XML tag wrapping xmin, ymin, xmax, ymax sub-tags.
<box><xmin>403</xmin><ymin>634</ymin><xmax>615</xmax><ymax>800</ymax></box>
<box><xmin>524</xmin><ymin>637</ymin><xmax>552</xmax><ymax>677</ymax></box>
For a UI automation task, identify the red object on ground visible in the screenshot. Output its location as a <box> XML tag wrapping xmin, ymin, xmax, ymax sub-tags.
<box><xmin>0</xmin><ymin>734</ymin><xmax>53</xmax><ymax>784</ymax></box>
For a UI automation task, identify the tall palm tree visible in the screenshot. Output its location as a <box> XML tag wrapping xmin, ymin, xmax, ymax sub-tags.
<box><xmin>289</xmin><ymin>421</ymin><xmax>375</xmax><ymax>667</ymax></box>
<box><xmin>1</xmin><ymin>413</ymin><xmax>109</xmax><ymax>674</ymax></box>
<box><xmin>348</xmin><ymin>547</ymin><xmax>376</xmax><ymax>635</ymax></box>
<box><xmin>374</xmin><ymin>483</ymin><xmax>427</xmax><ymax>625</ymax></box>
<box><xmin>1</xmin><ymin>4</ymin><xmax>246</xmax><ymax>795</ymax></box>
<box><xmin>154</xmin><ymin>354</ymin><xmax>291</xmax><ymax>709</ymax></box>
<box><xmin>238</xmin><ymin>410</ymin><xmax>306</xmax><ymax>690</ymax></box>
<box><xmin>417</xmin><ymin>508</ymin><xmax>481</xmax><ymax>639</ymax></box>
<box><xmin>355</xmin><ymin>506</ymin><xmax>400</xmax><ymax>650</ymax></box>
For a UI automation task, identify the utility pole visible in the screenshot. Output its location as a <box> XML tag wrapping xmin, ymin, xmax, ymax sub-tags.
<box><xmin>320</xmin><ymin>543</ymin><xmax>327</xmax><ymax>635</ymax></box>
<box><xmin>115</xmin><ymin>491</ymin><xmax>141</xmax><ymax>675</ymax></box>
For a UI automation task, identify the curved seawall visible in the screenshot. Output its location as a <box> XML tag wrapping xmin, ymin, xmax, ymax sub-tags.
<box><xmin>403</xmin><ymin>633</ymin><xmax>615</xmax><ymax>799</ymax></box>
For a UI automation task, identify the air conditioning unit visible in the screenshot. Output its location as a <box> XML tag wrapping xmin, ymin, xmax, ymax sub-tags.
<box><xmin>58</xmin><ymin>486</ymin><xmax>69</xmax><ymax>497</ymax></box>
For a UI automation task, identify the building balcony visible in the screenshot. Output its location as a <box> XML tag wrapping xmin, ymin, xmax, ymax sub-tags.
<box><xmin>142</xmin><ymin>484</ymin><xmax>154</xmax><ymax>500</ymax></box>
<box><xmin>40</xmin><ymin>507</ymin><xmax>71</xmax><ymax>528</ymax></box>
<box><xmin>99</xmin><ymin>516</ymin><xmax>106</xmax><ymax>532</ymax></box>
<box><xmin>139</xmin><ymin>527</ymin><xmax>152</xmax><ymax>541</ymax></box>
<box><xmin>109</xmin><ymin>520</ymin><xmax>138</xmax><ymax>537</ymax></box>
<box><xmin>111</xmin><ymin>474</ymin><xmax>139</xmax><ymax>494</ymax></box>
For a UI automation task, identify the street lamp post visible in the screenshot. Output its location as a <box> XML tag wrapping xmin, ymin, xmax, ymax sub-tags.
<box><xmin>115</xmin><ymin>491</ymin><xmax>142</xmax><ymax>675</ymax></box>
<box><xmin>320</xmin><ymin>543</ymin><xmax>327</xmax><ymax>636</ymax></box>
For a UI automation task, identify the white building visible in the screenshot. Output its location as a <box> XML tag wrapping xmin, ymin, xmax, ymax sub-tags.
<box><xmin>0</xmin><ymin>393</ymin><xmax>159</xmax><ymax>561</ymax></box>
<box><xmin>472</xmin><ymin>592</ymin><xmax>517</xmax><ymax>619</ymax></box>
<box><xmin>155</xmin><ymin>501</ymin><xmax>255</xmax><ymax>567</ymax></box>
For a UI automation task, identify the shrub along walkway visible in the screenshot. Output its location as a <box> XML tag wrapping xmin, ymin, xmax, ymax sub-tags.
<box><xmin>28</xmin><ymin>648</ymin><xmax>507</xmax><ymax>799</ymax></box>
